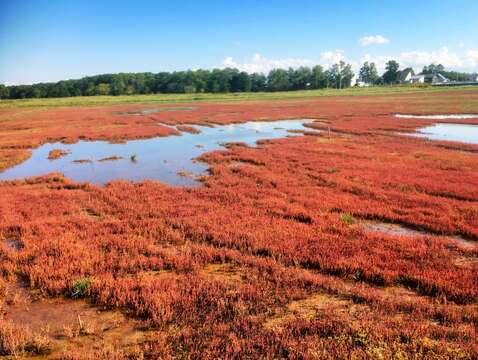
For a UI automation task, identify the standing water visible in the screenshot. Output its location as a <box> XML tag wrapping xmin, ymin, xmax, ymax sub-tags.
<box><xmin>0</xmin><ymin>119</ymin><xmax>315</xmax><ymax>186</ymax></box>
<box><xmin>395</xmin><ymin>114</ymin><xmax>478</xmax><ymax>120</ymax></box>
<box><xmin>394</xmin><ymin>114</ymin><xmax>478</xmax><ymax>144</ymax></box>
<box><xmin>412</xmin><ymin>123</ymin><xmax>478</xmax><ymax>145</ymax></box>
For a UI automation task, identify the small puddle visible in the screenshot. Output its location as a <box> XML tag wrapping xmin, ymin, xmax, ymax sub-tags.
<box><xmin>0</xmin><ymin>119</ymin><xmax>314</xmax><ymax>186</ymax></box>
<box><xmin>412</xmin><ymin>123</ymin><xmax>478</xmax><ymax>145</ymax></box>
<box><xmin>395</xmin><ymin>114</ymin><xmax>478</xmax><ymax>120</ymax></box>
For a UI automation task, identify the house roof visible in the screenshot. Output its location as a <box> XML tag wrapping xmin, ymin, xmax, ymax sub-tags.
<box><xmin>398</xmin><ymin>68</ymin><xmax>414</xmax><ymax>81</ymax></box>
<box><xmin>436</xmin><ymin>73</ymin><xmax>448</xmax><ymax>82</ymax></box>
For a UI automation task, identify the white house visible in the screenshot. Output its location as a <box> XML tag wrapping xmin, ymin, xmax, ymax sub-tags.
<box><xmin>409</xmin><ymin>74</ymin><xmax>425</xmax><ymax>83</ymax></box>
<box><xmin>356</xmin><ymin>81</ymin><xmax>371</xmax><ymax>87</ymax></box>
<box><xmin>409</xmin><ymin>73</ymin><xmax>449</xmax><ymax>84</ymax></box>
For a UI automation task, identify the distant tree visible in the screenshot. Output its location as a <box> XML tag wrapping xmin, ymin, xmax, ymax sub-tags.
<box><xmin>359</xmin><ymin>62</ymin><xmax>379</xmax><ymax>84</ymax></box>
<box><xmin>125</xmin><ymin>85</ymin><xmax>135</xmax><ymax>95</ymax></box>
<box><xmin>166</xmin><ymin>72</ymin><xmax>186</xmax><ymax>93</ymax></box>
<box><xmin>0</xmin><ymin>84</ymin><xmax>10</xmax><ymax>99</ymax></box>
<box><xmin>326</xmin><ymin>61</ymin><xmax>354</xmax><ymax>89</ymax></box>
<box><xmin>369</xmin><ymin>63</ymin><xmax>380</xmax><ymax>84</ymax></box>
<box><xmin>339</xmin><ymin>61</ymin><xmax>354</xmax><ymax>88</ymax></box>
<box><xmin>422</xmin><ymin>64</ymin><xmax>445</xmax><ymax>75</ymax></box>
<box><xmin>359</xmin><ymin>62</ymin><xmax>370</xmax><ymax>82</ymax></box>
<box><xmin>95</xmin><ymin>83</ymin><xmax>111</xmax><ymax>96</ymax></box>
<box><xmin>311</xmin><ymin>65</ymin><xmax>327</xmax><ymax>89</ymax></box>
<box><xmin>230</xmin><ymin>71</ymin><xmax>252</xmax><ymax>92</ymax></box>
<box><xmin>440</xmin><ymin>70</ymin><xmax>469</xmax><ymax>82</ymax></box>
<box><xmin>13</xmin><ymin>60</ymin><xmax>473</xmax><ymax>99</ymax></box>
<box><xmin>288</xmin><ymin>66</ymin><xmax>313</xmax><ymax>90</ymax></box>
<box><xmin>267</xmin><ymin>69</ymin><xmax>289</xmax><ymax>91</ymax></box>
<box><xmin>382</xmin><ymin>60</ymin><xmax>400</xmax><ymax>84</ymax></box>
<box><xmin>85</xmin><ymin>82</ymin><xmax>96</xmax><ymax>96</ymax></box>
<box><xmin>110</xmin><ymin>77</ymin><xmax>126</xmax><ymax>95</ymax></box>
<box><xmin>250</xmin><ymin>73</ymin><xmax>267</xmax><ymax>92</ymax></box>
<box><xmin>206</xmin><ymin>69</ymin><xmax>231</xmax><ymax>93</ymax></box>
<box><xmin>48</xmin><ymin>81</ymin><xmax>71</xmax><ymax>97</ymax></box>
<box><xmin>29</xmin><ymin>87</ymin><xmax>43</xmax><ymax>98</ymax></box>
<box><xmin>193</xmin><ymin>69</ymin><xmax>209</xmax><ymax>93</ymax></box>
<box><xmin>324</xmin><ymin>68</ymin><xmax>334</xmax><ymax>88</ymax></box>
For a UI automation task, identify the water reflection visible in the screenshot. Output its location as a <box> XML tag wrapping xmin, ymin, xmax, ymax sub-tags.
<box><xmin>413</xmin><ymin>123</ymin><xmax>478</xmax><ymax>144</ymax></box>
<box><xmin>0</xmin><ymin>119</ymin><xmax>314</xmax><ymax>186</ymax></box>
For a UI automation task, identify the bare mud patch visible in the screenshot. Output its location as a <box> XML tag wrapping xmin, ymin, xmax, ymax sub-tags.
<box><xmin>201</xmin><ymin>263</ymin><xmax>244</xmax><ymax>285</ymax></box>
<box><xmin>362</xmin><ymin>220</ymin><xmax>477</xmax><ymax>250</ymax></box>
<box><xmin>362</xmin><ymin>221</ymin><xmax>424</xmax><ymax>237</ymax></box>
<box><xmin>264</xmin><ymin>293</ymin><xmax>364</xmax><ymax>331</ymax></box>
<box><xmin>0</xmin><ymin>280</ymin><xmax>150</xmax><ymax>357</ymax></box>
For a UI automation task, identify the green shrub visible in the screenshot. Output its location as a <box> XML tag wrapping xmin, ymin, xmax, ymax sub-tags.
<box><xmin>71</xmin><ymin>278</ymin><xmax>92</xmax><ymax>298</ymax></box>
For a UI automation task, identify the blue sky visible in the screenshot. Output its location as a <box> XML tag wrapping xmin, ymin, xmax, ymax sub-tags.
<box><xmin>1</xmin><ymin>0</ymin><xmax>477</xmax><ymax>85</ymax></box>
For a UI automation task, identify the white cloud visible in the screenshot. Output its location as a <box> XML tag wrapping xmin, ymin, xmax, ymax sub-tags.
<box><xmin>359</xmin><ymin>47</ymin><xmax>478</xmax><ymax>73</ymax></box>
<box><xmin>222</xmin><ymin>53</ymin><xmax>316</xmax><ymax>73</ymax></box>
<box><xmin>222</xmin><ymin>51</ymin><xmax>357</xmax><ymax>74</ymax></box>
<box><xmin>465</xmin><ymin>50</ymin><xmax>478</xmax><ymax>67</ymax></box>
<box><xmin>222</xmin><ymin>47</ymin><xmax>478</xmax><ymax>75</ymax></box>
<box><xmin>359</xmin><ymin>35</ymin><xmax>390</xmax><ymax>47</ymax></box>
<box><xmin>360</xmin><ymin>54</ymin><xmax>394</xmax><ymax>73</ymax></box>
<box><xmin>398</xmin><ymin>47</ymin><xmax>463</xmax><ymax>69</ymax></box>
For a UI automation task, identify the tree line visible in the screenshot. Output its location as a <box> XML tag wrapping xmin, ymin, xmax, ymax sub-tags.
<box><xmin>0</xmin><ymin>62</ymin><xmax>355</xmax><ymax>99</ymax></box>
<box><xmin>1</xmin><ymin>60</ymin><xmax>475</xmax><ymax>99</ymax></box>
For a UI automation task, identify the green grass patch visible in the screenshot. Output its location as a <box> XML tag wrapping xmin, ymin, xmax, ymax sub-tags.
<box><xmin>1</xmin><ymin>85</ymin><xmax>477</xmax><ymax>109</ymax></box>
<box><xmin>340</xmin><ymin>214</ymin><xmax>356</xmax><ymax>226</ymax></box>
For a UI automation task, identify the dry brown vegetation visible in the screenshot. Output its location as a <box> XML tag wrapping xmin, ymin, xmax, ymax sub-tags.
<box><xmin>98</xmin><ymin>156</ymin><xmax>124</xmax><ymax>162</ymax></box>
<box><xmin>0</xmin><ymin>89</ymin><xmax>477</xmax><ymax>358</ymax></box>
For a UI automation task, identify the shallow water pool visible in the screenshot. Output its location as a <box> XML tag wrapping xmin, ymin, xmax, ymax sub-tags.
<box><xmin>413</xmin><ymin>123</ymin><xmax>478</xmax><ymax>145</ymax></box>
<box><xmin>0</xmin><ymin>119</ymin><xmax>314</xmax><ymax>186</ymax></box>
<box><xmin>395</xmin><ymin>114</ymin><xmax>478</xmax><ymax>120</ymax></box>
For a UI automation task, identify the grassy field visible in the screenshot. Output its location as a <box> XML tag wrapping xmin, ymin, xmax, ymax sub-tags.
<box><xmin>1</xmin><ymin>85</ymin><xmax>478</xmax><ymax>109</ymax></box>
<box><xmin>0</xmin><ymin>89</ymin><xmax>477</xmax><ymax>358</ymax></box>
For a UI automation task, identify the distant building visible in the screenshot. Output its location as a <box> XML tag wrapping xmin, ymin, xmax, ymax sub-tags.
<box><xmin>409</xmin><ymin>74</ymin><xmax>425</xmax><ymax>83</ymax></box>
<box><xmin>356</xmin><ymin>81</ymin><xmax>371</xmax><ymax>87</ymax></box>
<box><xmin>409</xmin><ymin>73</ymin><xmax>449</xmax><ymax>84</ymax></box>
<box><xmin>467</xmin><ymin>74</ymin><xmax>478</xmax><ymax>82</ymax></box>
<box><xmin>398</xmin><ymin>68</ymin><xmax>414</xmax><ymax>83</ymax></box>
